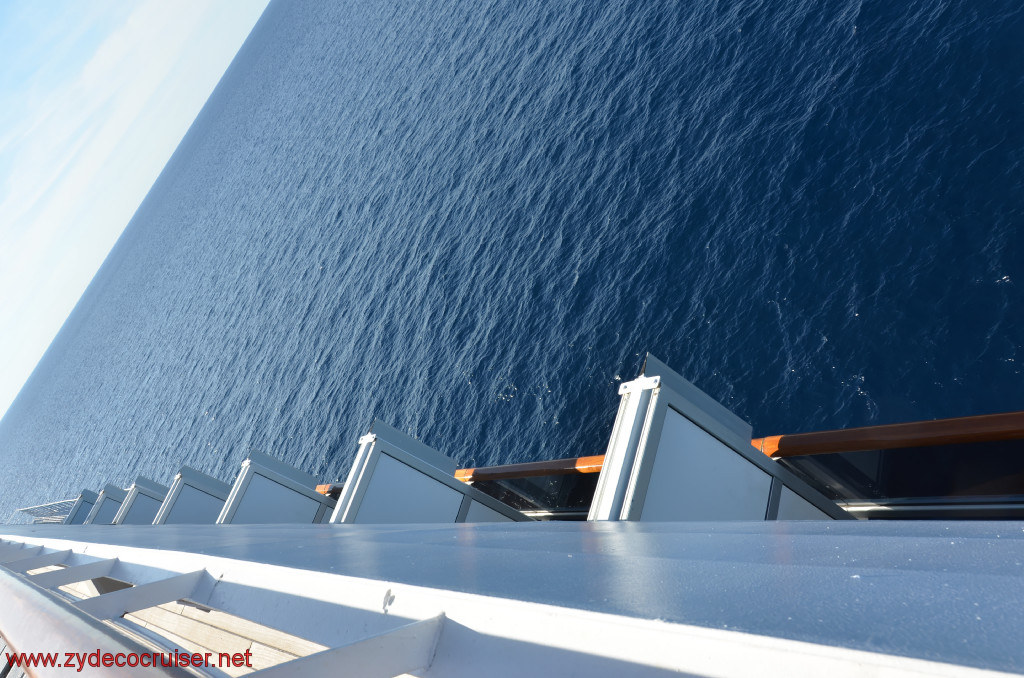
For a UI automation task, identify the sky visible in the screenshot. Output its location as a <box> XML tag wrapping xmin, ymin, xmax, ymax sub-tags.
<box><xmin>0</xmin><ymin>0</ymin><xmax>269</xmax><ymax>420</ymax></box>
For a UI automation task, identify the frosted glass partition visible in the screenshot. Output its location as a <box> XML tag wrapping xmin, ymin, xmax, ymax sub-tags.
<box><xmin>640</xmin><ymin>409</ymin><xmax>773</xmax><ymax>520</ymax></box>
<box><xmin>112</xmin><ymin>477</ymin><xmax>169</xmax><ymax>525</ymax></box>
<box><xmin>83</xmin><ymin>485</ymin><xmax>128</xmax><ymax>525</ymax></box>
<box><xmin>153</xmin><ymin>466</ymin><xmax>231</xmax><ymax>525</ymax></box>
<box><xmin>62</xmin><ymin>490</ymin><xmax>98</xmax><ymax>525</ymax></box>
<box><xmin>217</xmin><ymin>451</ymin><xmax>336</xmax><ymax>524</ymax></box>
<box><xmin>777</xmin><ymin>486</ymin><xmax>830</xmax><ymax>520</ymax></box>
<box><xmin>331</xmin><ymin>421</ymin><xmax>526</xmax><ymax>524</ymax></box>
<box><xmin>589</xmin><ymin>354</ymin><xmax>847</xmax><ymax>522</ymax></box>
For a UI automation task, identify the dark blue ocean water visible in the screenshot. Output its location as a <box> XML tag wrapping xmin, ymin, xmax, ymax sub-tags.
<box><xmin>1</xmin><ymin>0</ymin><xmax>1022</xmax><ymax>518</ymax></box>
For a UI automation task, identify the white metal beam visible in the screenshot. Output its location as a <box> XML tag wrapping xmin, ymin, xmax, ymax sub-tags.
<box><xmin>74</xmin><ymin>570</ymin><xmax>207</xmax><ymax>620</ymax></box>
<box><xmin>2</xmin><ymin>549</ymin><xmax>72</xmax><ymax>574</ymax></box>
<box><xmin>29</xmin><ymin>558</ymin><xmax>118</xmax><ymax>588</ymax></box>
<box><xmin>0</xmin><ymin>541</ymin><xmax>41</xmax><ymax>562</ymax></box>
<box><xmin>249</xmin><ymin>615</ymin><xmax>445</xmax><ymax>677</ymax></box>
<box><xmin>0</xmin><ymin>568</ymin><xmax>182</xmax><ymax>677</ymax></box>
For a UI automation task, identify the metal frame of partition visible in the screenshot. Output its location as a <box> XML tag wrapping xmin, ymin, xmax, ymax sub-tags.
<box><xmin>590</xmin><ymin>355</ymin><xmax>849</xmax><ymax>522</ymax></box>
<box><xmin>217</xmin><ymin>451</ymin><xmax>336</xmax><ymax>524</ymax></box>
<box><xmin>83</xmin><ymin>485</ymin><xmax>129</xmax><ymax>525</ymax></box>
<box><xmin>152</xmin><ymin>466</ymin><xmax>231</xmax><ymax>525</ymax></box>
<box><xmin>332</xmin><ymin>421</ymin><xmax>527</xmax><ymax>524</ymax></box>
<box><xmin>64</xmin><ymin>490</ymin><xmax>99</xmax><ymax>525</ymax></box>
<box><xmin>112</xmin><ymin>478</ymin><xmax>170</xmax><ymax>526</ymax></box>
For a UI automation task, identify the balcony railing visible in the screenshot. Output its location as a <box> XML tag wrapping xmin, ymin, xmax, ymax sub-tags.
<box><xmin>454</xmin><ymin>410</ymin><xmax>1024</xmax><ymax>519</ymax></box>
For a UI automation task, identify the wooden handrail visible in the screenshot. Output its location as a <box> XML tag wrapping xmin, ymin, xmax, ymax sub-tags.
<box><xmin>752</xmin><ymin>410</ymin><xmax>1024</xmax><ymax>459</ymax></box>
<box><xmin>452</xmin><ymin>411</ymin><xmax>1024</xmax><ymax>482</ymax></box>
<box><xmin>315</xmin><ymin>483</ymin><xmax>344</xmax><ymax>498</ymax></box>
<box><xmin>455</xmin><ymin>455</ymin><xmax>604</xmax><ymax>483</ymax></box>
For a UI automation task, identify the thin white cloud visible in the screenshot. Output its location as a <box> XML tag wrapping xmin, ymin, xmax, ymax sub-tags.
<box><xmin>0</xmin><ymin>0</ymin><xmax>269</xmax><ymax>420</ymax></box>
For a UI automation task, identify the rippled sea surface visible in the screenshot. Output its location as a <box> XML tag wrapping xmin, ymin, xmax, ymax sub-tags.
<box><xmin>1</xmin><ymin>0</ymin><xmax>1022</xmax><ymax>518</ymax></box>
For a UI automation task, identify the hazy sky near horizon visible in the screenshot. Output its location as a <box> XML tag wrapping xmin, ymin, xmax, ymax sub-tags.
<box><xmin>0</xmin><ymin>0</ymin><xmax>269</xmax><ymax>420</ymax></box>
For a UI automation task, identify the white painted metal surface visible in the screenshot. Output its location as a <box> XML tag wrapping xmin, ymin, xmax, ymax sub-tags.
<box><xmin>0</xmin><ymin>565</ymin><xmax>183</xmax><ymax>677</ymax></box>
<box><xmin>588</xmin><ymin>376</ymin><xmax>660</xmax><ymax>521</ymax></box>
<box><xmin>247</xmin><ymin>616</ymin><xmax>445</xmax><ymax>678</ymax></box>
<box><xmin>75</xmin><ymin>571</ymin><xmax>208</xmax><ymax>621</ymax></box>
